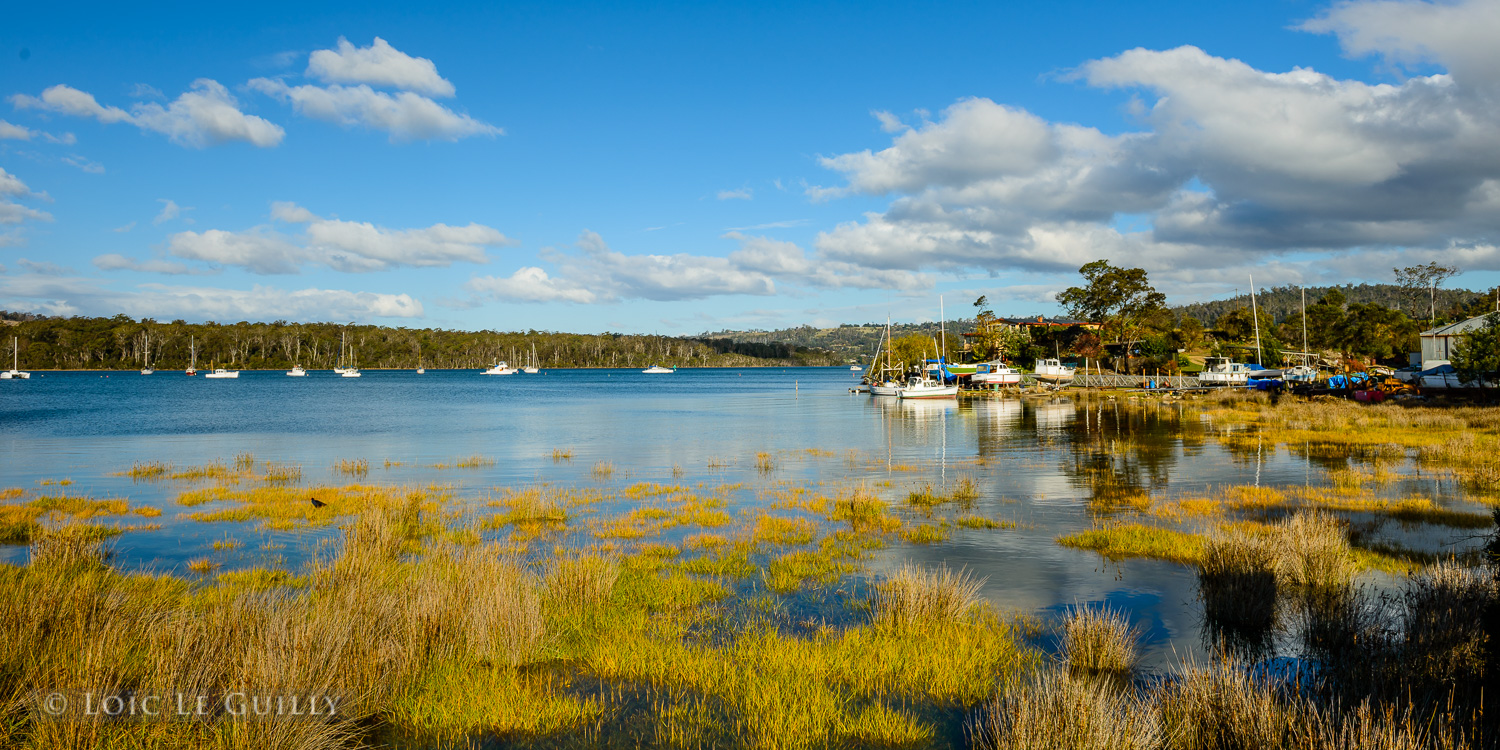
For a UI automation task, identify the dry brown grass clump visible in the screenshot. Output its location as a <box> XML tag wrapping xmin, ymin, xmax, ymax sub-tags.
<box><xmin>332</xmin><ymin>457</ymin><xmax>369</xmax><ymax>477</ymax></box>
<box><xmin>28</xmin><ymin>523</ymin><xmax>111</xmax><ymax>570</ymax></box>
<box><xmin>547</xmin><ymin>553</ymin><xmax>620</xmax><ymax>612</ymax></box>
<box><xmin>970</xmin><ymin>670</ymin><xmax>1161</xmax><ymax>750</ymax></box>
<box><xmin>873</xmin><ymin>563</ymin><xmax>985</xmax><ymax>627</ymax></box>
<box><xmin>1062</xmin><ymin>606</ymin><xmax>1139</xmax><ymax>677</ymax></box>
<box><xmin>1278</xmin><ymin>510</ymin><xmax>1355</xmax><ymax>589</ymax></box>
<box><xmin>1197</xmin><ymin>528</ymin><xmax>1279</xmax><ymax>635</ymax></box>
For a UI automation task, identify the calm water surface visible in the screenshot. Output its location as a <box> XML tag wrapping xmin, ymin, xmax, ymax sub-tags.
<box><xmin>0</xmin><ymin>367</ymin><xmax>1475</xmax><ymax>667</ymax></box>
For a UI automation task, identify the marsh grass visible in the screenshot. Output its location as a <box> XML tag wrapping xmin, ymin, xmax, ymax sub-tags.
<box><xmin>1062</xmin><ymin>606</ymin><xmax>1138</xmax><ymax>677</ymax></box>
<box><xmin>1197</xmin><ymin>528</ymin><xmax>1279</xmax><ymax>641</ymax></box>
<box><xmin>874</xmin><ymin>563</ymin><xmax>984</xmax><ymax>628</ymax></box>
<box><xmin>971</xmin><ymin>670</ymin><xmax>1161</xmax><ymax>750</ymax></box>
<box><xmin>908</xmin><ymin>476</ymin><xmax>980</xmax><ymax>508</ymax></box>
<box><xmin>432</xmin><ymin>454</ymin><xmax>495</xmax><ymax>469</ymax></box>
<box><xmin>332</xmin><ymin>458</ymin><xmax>369</xmax><ymax>477</ymax></box>
<box><xmin>592</xmin><ymin>460</ymin><xmax>616</xmax><ymax>478</ymax></box>
<box><xmin>551</xmin><ymin>447</ymin><xmax>573</xmax><ymax>462</ymax></box>
<box><xmin>1057</xmin><ymin>524</ymin><xmax>1205</xmax><ymax>564</ymax></box>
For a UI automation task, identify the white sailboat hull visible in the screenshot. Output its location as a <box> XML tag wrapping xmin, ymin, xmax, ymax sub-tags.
<box><xmin>642</xmin><ymin>366</ymin><xmax>674</xmax><ymax>373</ymax></box>
<box><xmin>1</xmin><ymin>371</ymin><xmax>27</xmax><ymax>380</ymax></box>
<box><xmin>869</xmin><ymin>382</ymin><xmax>903</xmax><ymax>397</ymax></box>
<box><xmin>899</xmin><ymin>384</ymin><xmax>958</xmax><ymax>399</ymax></box>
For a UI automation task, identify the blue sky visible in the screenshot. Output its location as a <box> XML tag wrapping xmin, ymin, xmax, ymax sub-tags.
<box><xmin>3</xmin><ymin>0</ymin><xmax>1498</xmax><ymax>332</ymax></box>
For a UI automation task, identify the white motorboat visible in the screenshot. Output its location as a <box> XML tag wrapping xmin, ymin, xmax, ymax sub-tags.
<box><xmin>642</xmin><ymin>364</ymin><xmax>674</xmax><ymax>374</ymax></box>
<box><xmin>2</xmin><ymin>337</ymin><xmax>30</xmax><ymax>379</ymax></box>
<box><xmin>849</xmin><ymin>365</ymin><xmax>863</xmax><ymax>371</ymax></box>
<box><xmin>204</xmin><ymin>368</ymin><xmax>239</xmax><ymax>379</ymax></box>
<box><xmin>1199</xmin><ymin>357</ymin><xmax>1253</xmax><ymax>385</ymax></box>
<box><xmin>898</xmin><ymin>375</ymin><xmax>958</xmax><ymax>399</ymax></box>
<box><xmin>1031</xmin><ymin>358</ymin><xmax>1076</xmax><ymax>384</ymax></box>
<box><xmin>484</xmin><ymin>361</ymin><xmax>517</xmax><ymax>375</ymax></box>
<box><xmin>287</xmin><ymin>365</ymin><xmax>307</xmax><ymax>377</ymax></box>
<box><xmin>1245</xmin><ymin>366</ymin><xmax>1284</xmax><ymax>379</ymax></box>
<box><xmin>972</xmin><ymin>360</ymin><xmax>1022</xmax><ymax>385</ymax></box>
<box><xmin>341</xmin><ymin>368</ymin><xmax>362</xmax><ymax>378</ymax></box>
<box><xmin>522</xmin><ymin>343</ymin><xmax>540</xmax><ymax>374</ymax></box>
<box><xmin>869</xmin><ymin>379</ymin><xmax>903</xmax><ymax>397</ymax></box>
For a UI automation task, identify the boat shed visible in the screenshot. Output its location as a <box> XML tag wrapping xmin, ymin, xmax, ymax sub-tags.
<box><xmin>1419</xmin><ymin>314</ymin><xmax>1493</xmax><ymax>370</ymax></box>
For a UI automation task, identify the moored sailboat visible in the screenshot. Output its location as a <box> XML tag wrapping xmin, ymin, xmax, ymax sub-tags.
<box><xmin>1</xmin><ymin>337</ymin><xmax>29</xmax><ymax>379</ymax></box>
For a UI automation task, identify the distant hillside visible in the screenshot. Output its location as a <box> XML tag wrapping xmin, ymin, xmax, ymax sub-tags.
<box><xmin>700</xmin><ymin>320</ymin><xmax>978</xmax><ymax>362</ymax></box>
<box><xmin>1172</xmin><ymin>283</ymin><xmax>1484</xmax><ymax>326</ymax></box>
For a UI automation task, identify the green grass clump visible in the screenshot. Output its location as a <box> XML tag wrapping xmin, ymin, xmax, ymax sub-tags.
<box><xmin>902</xmin><ymin>523</ymin><xmax>949</xmax><ymax>544</ymax></box>
<box><xmin>1057</xmin><ymin>524</ymin><xmax>1205</xmax><ymax>564</ymax></box>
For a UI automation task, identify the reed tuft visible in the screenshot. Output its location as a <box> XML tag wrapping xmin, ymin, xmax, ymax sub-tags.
<box><xmin>873</xmin><ymin>563</ymin><xmax>985</xmax><ymax>627</ymax></box>
<box><xmin>1062</xmin><ymin>606</ymin><xmax>1138</xmax><ymax>677</ymax></box>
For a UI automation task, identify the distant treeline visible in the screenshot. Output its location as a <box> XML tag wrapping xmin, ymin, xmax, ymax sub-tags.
<box><xmin>0</xmin><ymin>314</ymin><xmax>840</xmax><ymax>371</ymax></box>
<box><xmin>1172</xmin><ymin>283</ymin><xmax>1491</xmax><ymax>326</ymax></box>
<box><xmin>701</xmin><ymin>320</ymin><xmax>976</xmax><ymax>361</ymax></box>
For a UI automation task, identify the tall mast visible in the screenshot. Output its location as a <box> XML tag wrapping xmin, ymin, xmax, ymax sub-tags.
<box><xmin>1300</xmin><ymin>286</ymin><xmax>1309</xmax><ymax>364</ymax></box>
<box><xmin>1249</xmin><ymin>274</ymin><xmax>1262</xmax><ymax>366</ymax></box>
<box><xmin>939</xmin><ymin>295</ymin><xmax>946</xmax><ymax>365</ymax></box>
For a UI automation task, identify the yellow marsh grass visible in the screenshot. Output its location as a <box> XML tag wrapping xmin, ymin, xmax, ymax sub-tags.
<box><xmin>957</xmin><ymin>515</ymin><xmax>1017</xmax><ymax>530</ymax></box>
<box><xmin>1062</xmin><ymin>606</ymin><xmax>1139</xmax><ymax>676</ymax></box>
<box><xmin>591</xmin><ymin>460</ymin><xmax>615</xmax><ymax>478</ymax></box>
<box><xmin>550</xmin><ymin>447</ymin><xmax>573</xmax><ymax>462</ymax></box>
<box><xmin>751</xmin><ymin>515</ymin><xmax>817</xmax><ymax>546</ymax></box>
<box><xmin>431</xmin><ymin>454</ymin><xmax>495</xmax><ymax>470</ymax></box>
<box><xmin>754</xmin><ymin>451</ymin><xmax>776</xmax><ymax>473</ymax></box>
<box><xmin>902</xmin><ymin>522</ymin><xmax>950</xmax><ymax>544</ymax></box>
<box><xmin>178</xmin><ymin>484</ymin><xmax>444</xmax><ymax>534</ymax></box>
<box><xmin>0</xmin><ymin>487</ymin><xmax>24</xmax><ymax>501</ymax></box>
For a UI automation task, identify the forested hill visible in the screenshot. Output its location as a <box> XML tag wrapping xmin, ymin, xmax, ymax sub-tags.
<box><xmin>1172</xmin><ymin>284</ymin><xmax>1486</xmax><ymax>326</ymax></box>
<box><xmin>699</xmin><ymin>320</ymin><xmax>978</xmax><ymax>362</ymax></box>
<box><xmin>0</xmin><ymin>314</ymin><xmax>840</xmax><ymax>370</ymax></box>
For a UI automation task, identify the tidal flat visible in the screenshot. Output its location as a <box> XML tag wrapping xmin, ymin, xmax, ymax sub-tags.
<box><xmin>1</xmin><ymin>369</ymin><xmax>1497</xmax><ymax>747</ymax></box>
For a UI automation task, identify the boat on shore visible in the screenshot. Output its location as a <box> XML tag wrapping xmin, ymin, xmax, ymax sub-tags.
<box><xmin>643</xmin><ymin>364</ymin><xmax>674</xmax><ymax>374</ymax></box>
<box><xmin>1199</xmin><ymin>357</ymin><xmax>1253</xmax><ymax>385</ymax></box>
<box><xmin>1031</xmin><ymin>359</ymin><xmax>1076</xmax><ymax>384</ymax></box>
<box><xmin>972</xmin><ymin>360</ymin><xmax>1022</xmax><ymax>385</ymax></box>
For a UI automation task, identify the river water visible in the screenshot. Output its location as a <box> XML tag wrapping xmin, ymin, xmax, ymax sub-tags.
<box><xmin>0</xmin><ymin>367</ymin><xmax>1476</xmax><ymax>667</ymax></box>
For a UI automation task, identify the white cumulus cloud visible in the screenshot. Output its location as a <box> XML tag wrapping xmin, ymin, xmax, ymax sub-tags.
<box><xmin>248</xmin><ymin>78</ymin><xmax>498</xmax><ymax>142</ymax></box>
<box><xmin>307</xmin><ymin>37</ymin><xmax>456</xmax><ymax>97</ymax></box>
<box><xmin>9</xmin><ymin>81</ymin><xmax>284</xmax><ymax>148</ymax></box>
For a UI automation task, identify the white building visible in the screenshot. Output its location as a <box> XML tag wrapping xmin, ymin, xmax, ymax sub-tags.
<box><xmin>1419</xmin><ymin>314</ymin><xmax>1495</xmax><ymax>370</ymax></box>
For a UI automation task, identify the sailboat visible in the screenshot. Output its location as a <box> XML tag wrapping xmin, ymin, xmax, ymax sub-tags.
<box><xmin>1</xmin><ymin>337</ymin><xmax>29</xmax><ymax>379</ymax></box>
<box><xmin>416</xmin><ymin>343</ymin><xmax>426</xmax><ymax>374</ymax></box>
<box><xmin>522</xmin><ymin>343</ymin><xmax>540</xmax><ymax>374</ymax></box>
<box><xmin>1245</xmin><ymin>274</ymin><xmax>1283</xmax><ymax>379</ymax></box>
<box><xmin>900</xmin><ymin>298</ymin><xmax>958</xmax><ymax>399</ymax></box>
<box><xmin>185</xmin><ymin>336</ymin><xmax>197</xmax><ymax>376</ymax></box>
<box><xmin>868</xmin><ymin>316</ymin><xmax>903</xmax><ymax>396</ymax></box>
<box><xmin>1285</xmin><ymin>286</ymin><xmax>1318</xmax><ymax>383</ymax></box>
<box><xmin>342</xmin><ymin>345</ymin><xmax>362</xmax><ymax>378</ymax></box>
<box><xmin>140</xmin><ymin>332</ymin><xmax>154</xmax><ymax>375</ymax></box>
<box><xmin>334</xmin><ymin>332</ymin><xmax>350</xmax><ymax>374</ymax></box>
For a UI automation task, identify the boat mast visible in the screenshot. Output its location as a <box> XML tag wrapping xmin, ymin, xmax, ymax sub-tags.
<box><xmin>939</xmin><ymin>295</ymin><xmax>946</xmax><ymax>366</ymax></box>
<box><xmin>1301</xmin><ymin>286</ymin><xmax>1309</xmax><ymax>366</ymax></box>
<box><xmin>1249</xmin><ymin>274</ymin><xmax>1263</xmax><ymax>366</ymax></box>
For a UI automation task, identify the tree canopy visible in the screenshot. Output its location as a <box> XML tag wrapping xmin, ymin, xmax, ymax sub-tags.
<box><xmin>1055</xmin><ymin>260</ymin><xmax>1166</xmax><ymax>343</ymax></box>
